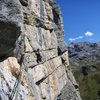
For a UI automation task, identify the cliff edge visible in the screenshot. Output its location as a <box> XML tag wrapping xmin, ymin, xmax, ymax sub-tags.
<box><xmin>0</xmin><ymin>0</ymin><xmax>82</xmax><ymax>100</ymax></box>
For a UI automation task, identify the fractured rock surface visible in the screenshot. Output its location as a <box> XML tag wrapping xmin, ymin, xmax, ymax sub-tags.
<box><xmin>0</xmin><ymin>0</ymin><xmax>23</xmax><ymax>59</ymax></box>
<box><xmin>0</xmin><ymin>0</ymin><xmax>82</xmax><ymax>100</ymax></box>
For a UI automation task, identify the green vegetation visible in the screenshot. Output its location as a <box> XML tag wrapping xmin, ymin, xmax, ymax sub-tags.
<box><xmin>70</xmin><ymin>61</ymin><xmax>100</xmax><ymax>100</ymax></box>
<box><xmin>79</xmin><ymin>72</ymin><xmax>100</xmax><ymax>100</ymax></box>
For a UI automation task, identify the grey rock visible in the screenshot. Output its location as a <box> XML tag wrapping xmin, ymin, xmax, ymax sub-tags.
<box><xmin>0</xmin><ymin>0</ymin><xmax>23</xmax><ymax>59</ymax></box>
<box><xmin>0</xmin><ymin>0</ymin><xmax>82</xmax><ymax>100</ymax></box>
<box><xmin>57</xmin><ymin>81</ymin><xmax>82</xmax><ymax>100</ymax></box>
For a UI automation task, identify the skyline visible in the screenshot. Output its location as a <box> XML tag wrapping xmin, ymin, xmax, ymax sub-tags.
<box><xmin>57</xmin><ymin>0</ymin><xmax>100</xmax><ymax>44</ymax></box>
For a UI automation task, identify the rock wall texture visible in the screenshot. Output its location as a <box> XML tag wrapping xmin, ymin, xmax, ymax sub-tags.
<box><xmin>0</xmin><ymin>0</ymin><xmax>82</xmax><ymax>100</ymax></box>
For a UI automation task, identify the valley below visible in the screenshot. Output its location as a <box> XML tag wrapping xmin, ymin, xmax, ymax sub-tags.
<box><xmin>68</xmin><ymin>42</ymin><xmax>100</xmax><ymax>100</ymax></box>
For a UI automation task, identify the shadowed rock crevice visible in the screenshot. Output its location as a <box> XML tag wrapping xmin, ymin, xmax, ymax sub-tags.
<box><xmin>0</xmin><ymin>0</ymin><xmax>23</xmax><ymax>61</ymax></box>
<box><xmin>19</xmin><ymin>0</ymin><xmax>28</xmax><ymax>6</ymax></box>
<box><xmin>0</xmin><ymin>20</ymin><xmax>21</xmax><ymax>61</ymax></box>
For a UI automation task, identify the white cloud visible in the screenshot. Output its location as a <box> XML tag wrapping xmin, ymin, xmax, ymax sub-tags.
<box><xmin>69</xmin><ymin>36</ymin><xmax>83</xmax><ymax>42</ymax></box>
<box><xmin>85</xmin><ymin>32</ymin><xmax>93</xmax><ymax>37</ymax></box>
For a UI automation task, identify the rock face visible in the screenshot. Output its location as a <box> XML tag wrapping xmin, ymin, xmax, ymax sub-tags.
<box><xmin>0</xmin><ymin>0</ymin><xmax>23</xmax><ymax>60</ymax></box>
<box><xmin>0</xmin><ymin>0</ymin><xmax>82</xmax><ymax>100</ymax></box>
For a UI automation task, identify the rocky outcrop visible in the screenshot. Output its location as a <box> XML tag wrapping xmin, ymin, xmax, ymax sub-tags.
<box><xmin>0</xmin><ymin>0</ymin><xmax>23</xmax><ymax>60</ymax></box>
<box><xmin>0</xmin><ymin>0</ymin><xmax>82</xmax><ymax>100</ymax></box>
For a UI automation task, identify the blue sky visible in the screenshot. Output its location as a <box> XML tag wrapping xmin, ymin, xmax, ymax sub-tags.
<box><xmin>57</xmin><ymin>0</ymin><xmax>100</xmax><ymax>44</ymax></box>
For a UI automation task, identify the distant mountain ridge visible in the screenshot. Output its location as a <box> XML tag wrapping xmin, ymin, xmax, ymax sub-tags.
<box><xmin>68</xmin><ymin>42</ymin><xmax>100</xmax><ymax>62</ymax></box>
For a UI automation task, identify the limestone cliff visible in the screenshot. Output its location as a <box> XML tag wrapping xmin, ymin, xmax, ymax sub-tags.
<box><xmin>0</xmin><ymin>0</ymin><xmax>82</xmax><ymax>100</ymax></box>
